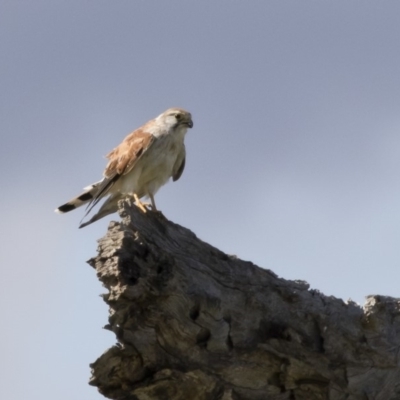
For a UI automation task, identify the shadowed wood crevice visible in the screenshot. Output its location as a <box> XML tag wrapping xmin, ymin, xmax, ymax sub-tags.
<box><xmin>88</xmin><ymin>198</ymin><xmax>400</xmax><ymax>400</ymax></box>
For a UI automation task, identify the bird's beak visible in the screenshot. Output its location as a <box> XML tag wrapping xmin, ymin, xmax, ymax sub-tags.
<box><xmin>187</xmin><ymin>120</ymin><xmax>193</xmax><ymax>128</ymax></box>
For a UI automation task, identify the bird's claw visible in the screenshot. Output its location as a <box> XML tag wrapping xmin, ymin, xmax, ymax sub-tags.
<box><xmin>133</xmin><ymin>194</ymin><xmax>151</xmax><ymax>213</ymax></box>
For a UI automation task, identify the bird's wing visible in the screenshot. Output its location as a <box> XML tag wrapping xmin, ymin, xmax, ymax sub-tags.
<box><xmin>79</xmin><ymin>193</ymin><xmax>121</xmax><ymax>228</ymax></box>
<box><xmin>172</xmin><ymin>144</ymin><xmax>186</xmax><ymax>182</ymax></box>
<box><xmin>84</xmin><ymin>127</ymin><xmax>155</xmax><ymax>215</ymax></box>
<box><xmin>104</xmin><ymin>129</ymin><xmax>155</xmax><ymax>177</ymax></box>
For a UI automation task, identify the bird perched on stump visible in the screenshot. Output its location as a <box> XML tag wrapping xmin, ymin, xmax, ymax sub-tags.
<box><xmin>55</xmin><ymin>107</ymin><xmax>193</xmax><ymax>228</ymax></box>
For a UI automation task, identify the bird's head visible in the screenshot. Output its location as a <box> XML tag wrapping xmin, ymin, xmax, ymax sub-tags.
<box><xmin>158</xmin><ymin>108</ymin><xmax>193</xmax><ymax>130</ymax></box>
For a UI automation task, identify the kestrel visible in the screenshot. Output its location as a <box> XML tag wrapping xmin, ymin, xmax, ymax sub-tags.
<box><xmin>55</xmin><ymin>108</ymin><xmax>193</xmax><ymax>228</ymax></box>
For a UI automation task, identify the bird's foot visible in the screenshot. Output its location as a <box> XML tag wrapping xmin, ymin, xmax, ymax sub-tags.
<box><xmin>135</xmin><ymin>202</ymin><xmax>151</xmax><ymax>213</ymax></box>
<box><xmin>133</xmin><ymin>194</ymin><xmax>151</xmax><ymax>213</ymax></box>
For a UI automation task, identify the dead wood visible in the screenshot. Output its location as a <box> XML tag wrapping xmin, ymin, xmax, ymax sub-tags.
<box><xmin>88</xmin><ymin>198</ymin><xmax>400</xmax><ymax>400</ymax></box>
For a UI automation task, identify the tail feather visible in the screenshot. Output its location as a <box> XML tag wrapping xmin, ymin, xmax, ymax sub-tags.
<box><xmin>55</xmin><ymin>181</ymin><xmax>101</xmax><ymax>214</ymax></box>
<box><xmin>55</xmin><ymin>178</ymin><xmax>137</xmax><ymax>228</ymax></box>
<box><xmin>79</xmin><ymin>194</ymin><xmax>120</xmax><ymax>228</ymax></box>
<box><xmin>77</xmin><ymin>174</ymin><xmax>119</xmax><ymax>225</ymax></box>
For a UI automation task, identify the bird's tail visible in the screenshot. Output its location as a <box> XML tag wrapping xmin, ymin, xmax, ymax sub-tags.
<box><xmin>54</xmin><ymin>181</ymin><xmax>101</xmax><ymax>214</ymax></box>
<box><xmin>78</xmin><ymin>194</ymin><xmax>120</xmax><ymax>228</ymax></box>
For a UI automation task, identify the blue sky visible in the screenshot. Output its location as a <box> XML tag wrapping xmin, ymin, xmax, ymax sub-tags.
<box><xmin>2</xmin><ymin>2</ymin><xmax>400</xmax><ymax>399</ymax></box>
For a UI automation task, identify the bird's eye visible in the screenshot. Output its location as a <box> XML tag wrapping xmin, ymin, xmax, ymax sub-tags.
<box><xmin>175</xmin><ymin>114</ymin><xmax>182</xmax><ymax>120</ymax></box>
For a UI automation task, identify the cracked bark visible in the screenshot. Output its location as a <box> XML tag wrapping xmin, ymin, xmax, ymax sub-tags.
<box><xmin>88</xmin><ymin>199</ymin><xmax>400</xmax><ymax>400</ymax></box>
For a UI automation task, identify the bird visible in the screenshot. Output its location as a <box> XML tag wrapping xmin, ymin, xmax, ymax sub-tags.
<box><xmin>55</xmin><ymin>107</ymin><xmax>193</xmax><ymax>228</ymax></box>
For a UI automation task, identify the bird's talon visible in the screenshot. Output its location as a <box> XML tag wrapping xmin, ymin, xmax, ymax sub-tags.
<box><xmin>136</xmin><ymin>202</ymin><xmax>148</xmax><ymax>213</ymax></box>
<box><xmin>133</xmin><ymin>193</ymin><xmax>151</xmax><ymax>213</ymax></box>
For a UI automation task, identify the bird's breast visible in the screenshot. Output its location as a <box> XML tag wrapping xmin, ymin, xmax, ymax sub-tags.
<box><xmin>119</xmin><ymin>131</ymin><xmax>185</xmax><ymax>196</ymax></box>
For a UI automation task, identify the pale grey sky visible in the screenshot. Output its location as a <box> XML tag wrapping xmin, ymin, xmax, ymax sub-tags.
<box><xmin>2</xmin><ymin>2</ymin><xmax>400</xmax><ymax>399</ymax></box>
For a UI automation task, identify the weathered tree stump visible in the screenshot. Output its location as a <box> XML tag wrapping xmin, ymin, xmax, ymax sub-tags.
<box><xmin>88</xmin><ymin>198</ymin><xmax>400</xmax><ymax>400</ymax></box>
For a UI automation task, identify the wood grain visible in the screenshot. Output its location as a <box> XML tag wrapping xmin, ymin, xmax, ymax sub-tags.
<box><xmin>88</xmin><ymin>198</ymin><xmax>400</xmax><ymax>400</ymax></box>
